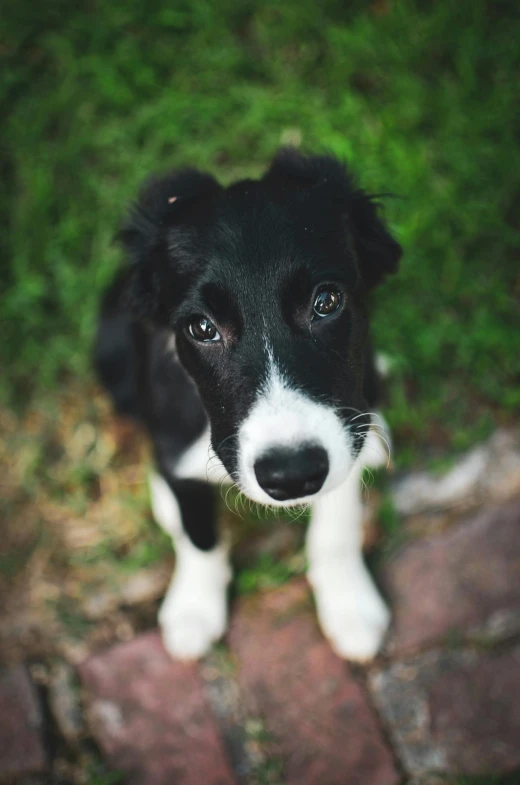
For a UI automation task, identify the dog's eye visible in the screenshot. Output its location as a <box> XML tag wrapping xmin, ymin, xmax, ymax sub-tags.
<box><xmin>188</xmin><ymin>317</ymin><xmax>221</xmax><ymax>342</ymax></box>
<box><xmin>313</xmin><ymin>288</ymin><xmax>342</xmax><ymax>318</ymax></box>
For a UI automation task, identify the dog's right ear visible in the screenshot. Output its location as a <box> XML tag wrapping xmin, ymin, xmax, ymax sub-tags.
<box><xmin>265</xmin><ymin>148</ymin><xmax>401</xmax><ymax>291</ymax></box>
<box><xmin>119</xmin><ymin>169</ymin><xmax>222</xmax><ymax>324</ymax></box>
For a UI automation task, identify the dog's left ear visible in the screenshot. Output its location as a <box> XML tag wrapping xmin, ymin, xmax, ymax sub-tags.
<box><xmin>265</xmin><ymin>148</ymin><xmax>402</xmax><ymax>290</ymax></box>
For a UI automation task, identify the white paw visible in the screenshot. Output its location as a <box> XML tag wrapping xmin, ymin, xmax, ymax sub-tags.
<box><xmin>319</xmin><ymin>599</ymin><xmax>390</xmax><ymax>661</ymax></box>
<box><xmin>310</xmin><ymin>565</ymin><xmax>390</xmax><ymax>662</ymax></box>
<box><xmin>159</xmin><ymin>581</ymin><xmax>227</xmax><ymax>661</ymax></box>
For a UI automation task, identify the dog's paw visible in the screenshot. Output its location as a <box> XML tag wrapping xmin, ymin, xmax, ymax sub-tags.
<box><xmin>311</xmin><ymin>566</ymin><xmax>390</xmax><ymax>662</ymax></box>
<box><xmin>319</xmin><ymin>600</ymin><xmax>390</xmax><ymax>662</ymax></box>
<box><xmin>159</xmin><ymin>582</ymin><xmax>227</xmax><ymax>661</ymax></box>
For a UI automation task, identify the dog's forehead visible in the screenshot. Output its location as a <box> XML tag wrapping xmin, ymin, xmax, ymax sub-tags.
<box><xmin>202</xmin><ymin>179</ymin><xmax>350</xmax><ymax>276</ymax></box>
<box><xmin>221</xmin><ymin>177</ymin><xmax>343</xmax><ymax>233</ymax></box>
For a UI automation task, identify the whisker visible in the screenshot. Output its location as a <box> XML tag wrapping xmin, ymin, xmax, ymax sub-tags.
<box><xmin>218</xmin><ymin>475</ymin><xmax>230</xmax><ymax>500</ymax></box>
<box><xmin>372</xmin><ymin>437</ymin><xmax>392</xmax><ymax>468</ymax></box>
<box><xmin>371</xmin><ymin>431</ymin><xmax>392</xmax><ymax>462</ymax></box>
<box><xmin>233</xmin><ymin>490</ymin><xmax>244</xmax><ymax>520</ymax></box>
<box><xmin>357</xmin><ymin>421</ymin><xmax>388</xmax><ymax>432</ymax></box>
<box><xmin>239</xmin><ymin>492</ymin><xmax>248</xmax><ymax>516</ymax></box>
<box><xmin>287</xmin><ymin>503</ymin><xmax>309</xmax><ymax>523</ymax></box>
<box><xmin>354</xmin><ymin>425</ymin><xmax>392</xmax><ymax>468</ymax></box>
<box><xmin>361</xmin><ymin>466</ymin><xmax>374</xmax><ymax>497</ymax></box>
<box><xmin>214</xmin><ymin>432</ymin><xmax>237</xmax><ymax>453</ymax></box>
<box><xmin>354</xmin><ymin>421</ymin><xmax>391</xmax><ymax>439</ymax></box>
<box><xmin>224</xmin><ymin>484</ymin><xmax>238</xmax><ymax>515</ymax></box>
<box><xmin>348</xmin><ymin>410</ymin><xmax>386</xmax><ymax>426</ymax></box>
<box><xmin>337</xmin><ymin>408</ymin><xmax>386</xmax><ymax>429</ymax></box>
<box><xmin>335</xmin><ymin>405</ymin><xmax>364</xmax><ymax>416</ymax></box>
<box><xmin>367</xmin><ymin>444</ymin><xmax>386</xmax><ymax>464</ymax></box>
<box><xmin>356</xmin><ymin>424</ymin><xmax>391</xmax><ymax>441</ymax></box>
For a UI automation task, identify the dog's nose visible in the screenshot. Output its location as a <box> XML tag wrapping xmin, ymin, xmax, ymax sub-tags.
<box><xmin>254</xmin><ymin>445</ymin><xmax>329</xmax><ymax>501</ymax></box>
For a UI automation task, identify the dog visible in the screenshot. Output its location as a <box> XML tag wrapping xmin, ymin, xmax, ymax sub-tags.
<box><xmin>95</xmin><ymin>148</ymin><xmax>401</xmax><ymax>662</ymax></box>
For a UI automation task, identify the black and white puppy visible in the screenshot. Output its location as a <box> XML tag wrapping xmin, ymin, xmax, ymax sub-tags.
<box><xmin>95</xmin><ymin>148</ymin><xmax>401</xmax><ymax>662</ymax></box>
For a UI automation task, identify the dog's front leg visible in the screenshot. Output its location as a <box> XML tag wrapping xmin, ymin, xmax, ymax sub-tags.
<box><xmin>306</xmin><ymin>455</ymin><xmax>389</xmax><ymax>662</ymax></box>
<box><xmin>149</xmin><ymin>472</ymin><xmax>231</xmax><ymax>660</ymax></box>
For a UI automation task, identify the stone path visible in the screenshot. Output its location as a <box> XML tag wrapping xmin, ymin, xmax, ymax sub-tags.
<box><xmin>1</xmin><ymin>498</ymin><xmax>519</xmax><ymax>784</ymax></box>
<box><xmin>0</xmin><ymin>665</ymin><xmax>47</xmax><ymax>780</ymax></box>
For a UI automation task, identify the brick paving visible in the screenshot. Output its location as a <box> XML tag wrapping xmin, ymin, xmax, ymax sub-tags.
<box><xmin>229</xmin><ymin>580</ymin><xmax>399</xmax><ymax>785</ymax></box>
<box><xmin>370</xmin><ymin>644</ymin><xmax>520</xmax><ymax>776</ymax></box>
<box><xmin>1</xmin><ymin>498</ymin><xmax>519</xmax><ymax>784</ymax></box>
<box><xmin>0</xmin><ymin>664</ymin><xmax>47</xmax><ymax>779</ymax></box>
<box><xmin>381</xmin><ymin>499</ymin><xmax>520</xmax><ymax>655</ymax></box>
<box><xmin>79</xmin><ymin>631</ymin><xmax>235</xmax><ymax>785</ymax></box>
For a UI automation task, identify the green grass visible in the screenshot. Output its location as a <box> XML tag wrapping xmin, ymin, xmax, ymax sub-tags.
<box><xmin>244</xmin><ymin>717</ymin><xmax>285</xmax><ymax>785</ymax></box>
<box><xmin>2</xmin><ymin>0</ymin><xmax>519</xmax><ymax>458</ymax></box>
<box><xmin>86</xmin><ymin>759</ymin><xmax>124</xmax><ymax>785</ymax></box>
<box><xmin>236</xmin><ymin>551</ymin><xmax>306</xmax><ymax>594</ymax></box>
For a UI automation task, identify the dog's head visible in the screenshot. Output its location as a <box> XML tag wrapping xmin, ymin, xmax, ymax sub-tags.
<box><xmin>121</xmin><ymin>149</ymin><xmax>401</xmax><ymax>506</ymax></box>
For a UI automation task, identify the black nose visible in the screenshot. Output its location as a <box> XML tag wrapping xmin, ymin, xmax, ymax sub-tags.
<box><xmin>254</xmin><ymin>445</ymin><xmax>329</xmax><ymax>501</ymax></box>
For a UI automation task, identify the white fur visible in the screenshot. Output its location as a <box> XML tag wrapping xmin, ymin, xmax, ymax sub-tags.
<box><xmin>361</xmin><ymin>414</ymin><xmax>392</xmax><ymax>469</ymax></box>
<box><xmin>237</xmin><ymin>352</ymin><xmax>355</xmax><ymax>506</ymax></box>
<box><xmin>150</xmin><ymin>411</ymin><xmax>391</xmax><ymax>662</ymax></box>
<box><xmin>306</xmin><ymin>434</ymin><xmax>390</xmax><ymax>661</ymax></box>
<box><xmin>149</xmin><ymin>473</ymin><xmax>231</xmax><ymax>659</ymax></box>
<box><xmin>375</xmin><ymin>352</ymin><xmax>391</xmax><ymax>379</ymax></box>
<box><xmin>149</xmin><ymin>472</ymin><xmax>183</xmax><ymax>538</ymax></box>
<box><xmin>174</xmin><ymin>426</ymin><xmax>229</xmax><ymax>484</ymax></box>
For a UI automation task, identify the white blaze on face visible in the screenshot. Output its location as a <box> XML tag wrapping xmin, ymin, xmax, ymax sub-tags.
<box><xmin>237</xmin><ymin>347</ymin><xmax>356</xmax><ymax>506</ymax></box>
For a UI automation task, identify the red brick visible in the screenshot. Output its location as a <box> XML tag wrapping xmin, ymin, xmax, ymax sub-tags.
<box><xmin>0</xmin><ymin>664</ymin><xmax>47</xmax><ymax>779</ymax></box>
<box><xmin>381</xmin><ymin>500</ymin><xmax>520</xmax><ymax>654</ymax></box>
<box><xmin>228</xmin><ymin>580</ymin><xmax>399</xmax><ymax>785</ymax></box>
<box><xmin>79</xmin><ymin>631</ymin><xmax>236</xmax><ymax>785</ymax></box>
<box><xmin>370</xmin><ymin>643</ymin><xmax>520</xmax><ymax>776</ymax></box>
